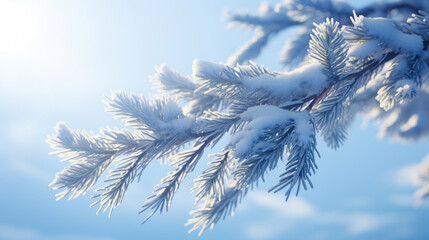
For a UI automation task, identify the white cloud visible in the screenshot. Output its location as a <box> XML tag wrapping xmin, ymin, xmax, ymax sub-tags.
<box><xmin>249</xmin><ymin>191</ymin><xmax>316</xmax><ymax>218</ymax></box>
<box><xmin>244</xmin><ymin>223</ymin><xmax>284</xmax><ymax>239</ymax></box>
<box><xmin>4</xmin><ymin>120</ymin><xmax>42</xmax><ymax>148</ymax></box>
<box><xmin>394</xmin><ymin>164</ymin><xmax>421</xmax><ymax>188</ymax></box>
<box><xmin>390</xmin><ymin>159</ymin><xmax>429</xmax><ymax>205</ymax></box>
<box><xmin>9</xmin><ymin>160</ymin><xmax>51</xmax><ymax>183</ymax></box>
<box><xmin>244</xmin><ymin>191</ymin><xmax>398</xmax><ymax>239</ymax></box>
<box><xmin>342</xmin><ymin>212</ymin><xmax>394</xmax><ymax>234</ymax></box>
<box><xmin>0</xmin><ymin>225</ymin><xmax>115</xmax><ymax>240</ymax></box>
<box><xmin>389</xmin><ymin>194</ymin><xmax>418</xmax><ymax>207</ymax></box>
<box><xmin>343</xmin><ymin>196</ymin><xmax>372</xmax><ymax>208</ymax></box>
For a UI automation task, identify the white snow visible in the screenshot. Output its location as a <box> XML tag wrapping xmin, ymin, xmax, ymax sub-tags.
<box><xmin>362</xmin><ymin>17</ymin><xmax>423</xmax><ymax>55</ymax></box>
<box><xmin>161</xmin><ymin>100</ymin><xmax>182</xmax><ymax>121</ymax></box>
<box><xmin>240</xmin><ymin>63</ymin><xmax>328</xmax><ymax>100</ymax></box>
<box><xmin>157</xmin><ymin>99</ymin><xmax>195</xmax><ymax>134</ymax></box>
<box><xmin>348</xmin><ymin>39</ymin><xmax>383</xmax><ymax>60</ymax></box>
<box><xmin>165</xmin><ymin>118</ymin><xmax>195</xmax><ymax>134</ymax></box>
<box><xmin>107</xmin><ymin>91</ymin><xmax>195</xmax><ymax>136</ymax></box>
<box><xmin>230</xmin><ymin>105</ymin><xmax>313</xmax><ymax>157</ymax></box>
<box><xmin>150</xmin><ymin>64</ymin><xmax>197</xmax><ymax>92</ymax></box>
<box><xmin>192</xmin><ymin>60</ymin><xmax>328</xmax><ymax>101</ymax></box>
<box><xmin>394</xmin><ymin>80</ymin><xmax>417</xmax><ymax>104</ymax></box>
<box><xmin>192</xmin><ymin>60</ymin><xmax>226</xmax><ymax>79</ymax></box>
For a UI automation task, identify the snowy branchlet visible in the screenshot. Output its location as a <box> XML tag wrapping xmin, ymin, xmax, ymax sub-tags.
<box><xmin>49</xmin><ymin>0</ymin><xmax>429</xmax><ymax>235</ymax></box>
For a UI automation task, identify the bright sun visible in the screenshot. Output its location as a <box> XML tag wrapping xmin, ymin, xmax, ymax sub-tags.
<box><xmin>0</xmin><ymin>1</ymin><xmax>40</xmax><ymax>58</ymax></box>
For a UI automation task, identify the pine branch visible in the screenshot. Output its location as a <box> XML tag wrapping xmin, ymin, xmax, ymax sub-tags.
<box><xmin>280</xmin><ymin>26</ymin><xmax>312</xmax><ymax>66</ymax></box>
<box><xmin>149</xmin><ymin>64</ymin><xmax>224</xmax><ymax>117</ymax></box>
<box><xmin>312</xmin><ymin>51</ymin><xmax>398</xmax><ymax>148</ymax></box>
<box><xmin>226</xmin><ymin>29</ymin><xmax>273</xmax><ymax>66</ymax></box>
<box><xmin>192</xmin><ymin>150</ymin><xmax>230</xmax><ymax>203</ymax></box>
<box><xmin>186</xmin><ymin>187</ymin><xmax>245</xmax><ymax>235</ymax></box>
<box><xmin>48</xmin><ymin>123</ymin><xmax>117</xmax><ymax>200</ymax></box>
<box><xmin>105</xmin><ymin>91</ymin><xmax>194</xmax><ymax>137</ymax></box>
<box><xmin>225</xmin><ymin>2</ymin><xmax>297</xmax><ymax>65</ymax></box>
<box><xmin>269</xmin><ymin>114</ymin><xmax>318</xmax><ymax>200</ymax></box>
<box><xmin>232</xmin><ymin>110</ymin><xmax>296</xmax><ymax>189</ymax></box>
<box><xmin>91</xmin><ymin>149</ymin><xmax>146</xmax><ymax>216</ymax></box>
<box><xmin>48</xmin><ymin>4</ymin><xmax>429</xmax><ymax>235</ymax></box>
<box><xmin>140</xmin><ymin>138</ymin><xmax>210</xmax><ymax>223</ymax></box>
<box><xmin>139</xmin><ymin>110</ymin><xmax>244</xmax><ymax>223</ymax></box>
<box><xmin>225</xmin><ymin>2</ymin><xmax>296</xmax><ymax>30</ymax></box>
<box><xmin>150</xmin><ymin>64</ymin><xmax>198</xmax><ymax>98</ymax></box>
<box><xmin>188</xmin><ymin>107</ymin><xmax>318</xmax><ymax>234</ymax></box>
<box><xmin>193</xmin><ymin>60</ymin><xmax>272</xmax><ymax>100</ymax></box>
<box><xmin>309</xmin><ymin>18</ymin><xmax>348</xmax><ymax>80</ymax></box>
<box><xmin>376</xmin><ymin>79</ymin><xmax>417</xmax><ymax>111</ymax></box>
<box><xmin>407</xmin><ymin>11</ymin><xmax>429</xmax><ymax>40</ymax></box>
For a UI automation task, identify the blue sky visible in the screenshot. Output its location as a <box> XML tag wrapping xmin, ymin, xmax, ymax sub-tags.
<box><xmin>0</xmin><ymin>0</ymin><xmax>428</xmax><ymax>239</ymax></box>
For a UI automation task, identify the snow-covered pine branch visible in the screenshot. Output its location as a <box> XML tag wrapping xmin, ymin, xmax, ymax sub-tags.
<box><xmin>48</xmin><ymin>123</ymin><xmax>117</xmax><ymax>201</ymax></box>
<box><xmin>49</xmin><ymin>1</ymin><xmax>429</xmax><ymax>235</ymax></box>
<box><xmin>226</xmin><ymin>0</ymin><xmax>424</xmax><ymax>67</ymax></box>
<box><xmin>186</xmin><ymin>186</ymin><xmax>244</xmax><ymax>235</ymax></box>
<box><xmin>192</xmin><ymin>150</ymin><xmax>230</xmax><ymax>203</ymax></box>
<box><xmin>186</xmin><ymin>105</ymin><xmax>318</xmax><ymax>233</ymax></box>
<box><xmin>140</xmin><ymin>140</ymin><xmax>209</xmax><ymax>223</ymax></box>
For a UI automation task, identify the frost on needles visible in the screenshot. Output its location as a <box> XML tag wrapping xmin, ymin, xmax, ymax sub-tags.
<box><xmin>48</xmin><ymin>0</ymin><xmax>429</xmax><ymax>234</ymax></box>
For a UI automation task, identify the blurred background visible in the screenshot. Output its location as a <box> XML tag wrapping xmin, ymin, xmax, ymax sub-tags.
<box><xmin>1</xmin><ymin>0</ymin><xmax>428</xmax><ymax>239</ymax></box>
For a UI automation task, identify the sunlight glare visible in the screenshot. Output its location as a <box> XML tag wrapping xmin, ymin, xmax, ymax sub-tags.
<box><xmin>0</xmin><ymin>1</ymin><xmax>40</xmax><ymax>58</ymax></box>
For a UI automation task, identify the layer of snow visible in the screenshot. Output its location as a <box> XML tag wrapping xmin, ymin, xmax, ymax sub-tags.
<box><xmin>240</xmin><ymin>63</ymin><xmax>328</xmax><ymax>100</ymax></box>
<box><xmin>192</xmin><ymin>60</ymin><xmax>226</xmax><ymax>79</ymax></box>
<box><xmin>192</xmin><ymin>60</ymin><xmax>328</xmax><ymax>102</ymax></box>
<box><xmin>362</xmin><ymin>17</ymin><xmax>423</xmax><ymax>55</ymax></box>
<box><xmin>107</xmin><ymin>91</ymin><xmax>195</xmax><ymax>136</ymax></box>
<box><xmin>348</xmin><ymin>39</ymin><xmax>383</xmax><ymax>60</ymax></box>
<box><xmin>150</xmin><ymin>64</ymin><xmax>197</xmax><ymax>93</ymax></box>
<box><xmin>230</xmin><ymin>105</ymin><xmax>312</xmax><ymax>157</ymax></box>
